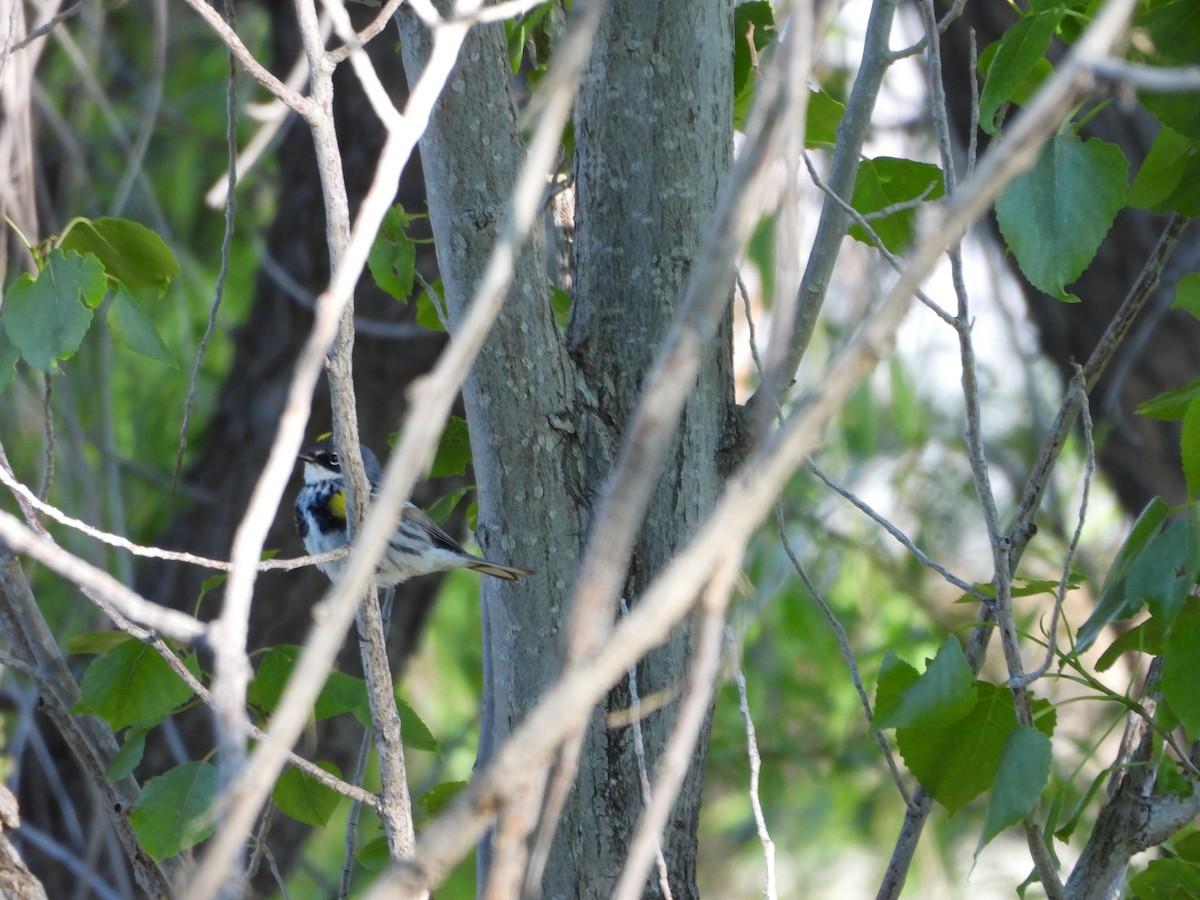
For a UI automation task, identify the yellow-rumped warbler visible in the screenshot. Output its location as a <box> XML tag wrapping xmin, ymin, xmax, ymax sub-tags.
<box><xmin>294</xmin><ymin>435</ymin><xmax>532</xmax><ymax>585</ymax></box>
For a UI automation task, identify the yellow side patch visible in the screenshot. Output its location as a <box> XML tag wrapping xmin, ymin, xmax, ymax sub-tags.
<box><xmin>326</xmin><ymin>490</ymin><xmax>347</xmax><ymax>520</ymax></box>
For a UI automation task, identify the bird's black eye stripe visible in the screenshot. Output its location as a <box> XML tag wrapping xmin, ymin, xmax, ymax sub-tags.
<box><xmin>325</xmin><ymin>451</ymin><xmax>340</xmax><ymax>469</ymax></box>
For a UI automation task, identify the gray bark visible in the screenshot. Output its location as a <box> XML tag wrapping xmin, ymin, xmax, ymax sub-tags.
<box><xmin>563</xmin><ymin>2</ymin><xmax>734</xmax><ymax>897</ymax></box>
<box><xmin>397</xmin><ymin>1</ymin><xmax>733</xmax><ymax>895</ymax></box>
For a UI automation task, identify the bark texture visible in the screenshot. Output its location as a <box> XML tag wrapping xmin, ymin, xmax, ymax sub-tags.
<box><xmin>563</xmin><ymin>2</ymin><xmax>734</xmax><ymax>896</ymax></box>
<box><xmin>398</xmin><ymin>1</ymin><xmax>733</xmax><ymax>895</ymax></box>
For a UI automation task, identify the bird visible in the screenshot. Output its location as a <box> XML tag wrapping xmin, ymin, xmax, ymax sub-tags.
<box><xmin>294</xmin><ymin>434</ymin><xmax>533</xmax><ymax>586</ymax></box>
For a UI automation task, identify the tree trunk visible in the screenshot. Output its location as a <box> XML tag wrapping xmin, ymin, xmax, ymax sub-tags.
<box><xmin>560</xmin><ymin>2</ymin><xmax>734</xmax><ymax>897</ymax></box>
<box><xmin>397</xmin><ymin>1</ymin><xmax>733</xmax><ymax>895</ymax></box>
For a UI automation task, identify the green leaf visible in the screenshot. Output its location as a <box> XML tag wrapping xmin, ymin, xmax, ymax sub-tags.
<box><xmin>1163</xmin><ymin>615</ymin><xmax>1200</xmax><ymax>736</ymax></box>
<box><xmin>848</xmin><ymin>158</ymin><xmax>945</xmax><ymax>254</ymax></box>
<box><xmin>976</xmin><ymin>726</ymin><xmax>1053</xmax><ymax>854</ymax></box>
<box><xmin>733</xmin><ymin>1</ymin><xmax>777</xmax><ymax>128</ymax></box>
<box><xmin>549</xmin><ymin>285</ymin><xmax>572</xmax><ymax>329</ymax></box>
<box><xmin>1185</xmin><ymin>396</ymin><xmax>1200</xmax><ymax>498</ymax></box>
<box><xmin>958</xmin><ymin>575</ymin><xmax>1086</xmax><ymax>603</ymax></box>
<box><xmin>1076</xmin><ymin>497</ymin><xmax>1171</xmax><ymax>652</ymax></box>
<box><xmin>2</xmin><ymin>250</ymin><xmax>106</xmax><ymax>371</ymax></box>
<box><xmin>1127</xmin><ymin>515</ymin><xmax>1200</xmax><ymax>625</ymax></box>
<box><xmin>58</xmin><ymin>217</ymin><xmax>179</xmax><ymax>295</ymax></box>
<box><xmin>978</xmin><ymin>12</ymin><xmax>1063</xmax><ymax>136</ymax></box>
<box><xmin>131</xmin><ymin>762</ymin><xmax>218</xmax><ymax>861</ymax></box>
<box><xmin>66</xmin><ymin>630</ymin><xmax>136</xmax><ymax>655</ymax></box>
<box><xmin>1175</xmin><ymin>273</ymin><xmax>1200</xmax><ymax>321</ymax></box>
<box><xmin>896</xmin><ymin>683</ymin><xmax>1055</xmax><ymax>815</ymax></box>
<box><xmin>1128</xmin><ymin>857</ymin><xmax>1200</xmax><ymax>899</ymax></box>
<box><xmin>0</xmin><ymin>328</ymin><xmax>18</xmax><ymax>393</ymax></box>
<box><xmin>274</xmin><ymin>761</ymin><xmax>342</xmax><ymax>827</ymax></box>
<box><xmin>1136</xmin><ymin>0</ymin><xmax>1200</xmax><ymax>140</ymax></box>
<box><xmin>1053</xmin><ymin>768</ymin><xmax>1110</xmax><ymax>843</ymax></box>
<box><xmin>995</xmin><ymin>135</ymin><xmax>1129</xmax><ymax>302</ymax></box>
<box><xmin>874</xmin><ymin>652</ymin><xmax>919</xmax><ymax>719</ymax></box>
<box><xmin>1174</xmin><ymin>830</ymin><xmax>1200</xmax><ymax>863</ymax></box>
<box><xmin>250</xmin><ymin>646</ymin><xmax>437</xmax><ymax>749</ymax></box>
<box><xmin>1138</xmin><ymin>378</ymin><xmax>1200</xmax><ymax>421</ymax></box>
<box><xmin>368</xmin><ymin>204</ymin><xmax>419</xmax><ymax>302</ymax></box>
<box><xmin>417</xmin><ymin>781</ymin><xmax>465</xmax><ymax>819</ymax></box>
<box><xmin>1128</xmin><ymin>127</ymin><xmax>1200</xmax><ymax>213</ymax></box>
<box><xmin>1142</xmin><ymin>91</ymin><xmax>1200</xmax><ymax>142</ymax></box>
<box><xmin>429</xmin><ymin>416</ymin><xmax>472</xmax><ymax>478</ymax></box>
<box><xmin>872</xmin><ymin>638</ymin><xmax>975</xmax><ymax>730</ymax></box>
<box><xmin>805</xmin><ymin>89</ymin><xmax>845</xmax><ymax>150</ymax></box>
<box><xmin>507</xmin><ymin>17</ymin><xmax>529</xmax><ymax>74</ymax></box>
<box><xmin>250</xmin><ymin>645</ymin><xmax>369</xmax><ymax>725</ymax></box>
<box><xmin>357</xmin><ymin>836</ymin><xmax>390</xmax><ymax>871</ymax></box>
<box><xmin>108</xmin><ymin>286</ymin><xmax>178</xmax><ymax>367</ymax></box>
<box><xmin>107</xmin><ymin>724</ymin><xmax>150</xmax><ymax>781</ymax></box>
<box><xmin>395</xmin><ymin>695</ymin><xmax>438</xmax><ymax>752</ymax></box>
<box><xmin>416</xmin><ymin>280</ymin><xmax>447</xmax><ymax>332</ymax></box>
<box><xmin>1138</xmin><ymin>0</ymin><xmax>1200</xmax><ymax>67</ymax></box>
<box><xmin>1095</xmin><ymin>617</ymin><xmax>1167</xmax><ymax>672</ymax></box>
<box><xmin>425</xmin><ymin>485</ymin><xmax>471</xmax><ymax>525</ymax></box>
<box><xmin>74</xmin><ymin>640</ymin><xmax>197</xmax><ymax>730</ymax></box>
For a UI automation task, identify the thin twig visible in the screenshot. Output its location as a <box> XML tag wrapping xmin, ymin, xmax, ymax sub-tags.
<box><xmin>0</xmin><ymin>510</ymin><xmax>206</xmax><ymax>643</ymax></box>
<box><xmin>888</xmin><ymin>0</ymin><xmax>970</xmax><ymax>59</ymax></box>
<box><xmin>174</xmin><ymin>0</ymin><xmax>240</xmax><ymax>490</ymax></box>
<box><xmin>802</xmin><ymin>154</ymin><xmax>957</xmax><ymax>326</ymax></box>
<box><xmin>728</xmin><ymin>626</ymin><xmax>778</xmax><ymax>900</ymax></box>
<box><xmin>1011</xmin><ymin>364</ymin><xmax>1094</xmax><ymax>688</ymax></box>
<box><xmin>781</xmin><ymin>0</ymin><xmax>902</xmax><ymax>392</ymax></box>
<box><xmin>776</xmin><ymin>503</ymin><xmax>912</xmax><ymax>806</ymax></box>
<box><xmin>808</xmin><ymin>462</ymin><xmax>987</xmax><ymax>602</ymax></box>
<box><xmin>0</xmin><ymin>460</ymin><xmax>345</xmax><ymax>571</ymax></box>
<box><xmin>38</xmin><ymin>374</ymin><xmax>54</xmax><ymax>501</ymax></box>
<box><xmin>179</xmin><ymin>0</ymin><xmax>312</xmax><ymax>115</ymax></box>
<box><xmin>740</xmin><ymin>228</ymin><xmax>912</xmax><ymax>807</ymax></box>
<box><xmin>611</xmin><ymin>557</ymin><xmax>734</xmax><ymax>900</ymax></box>
<box><xmin>619</xmin><ymin>597</ymin><xmax>673</xmax><ymax>899</ymax></box>
<box><xmin>6</xmin><ymin>0</ymin><xmax>99</xmax><ymax>54</ymax></box>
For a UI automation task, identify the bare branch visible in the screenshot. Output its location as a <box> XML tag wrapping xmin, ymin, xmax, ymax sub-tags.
<box><xmin>780</xmin><ymin>0</ymin><xmax>901</xmax><ymax>392</ymax></box>
<box><xmin>0</xmin><ymin>511</ymin><xmax>205</xmax><ymax>643</ymax></box>
<box><xmin>800</xmin><ymin>154</ymin><xmax>958</xmax><ymax>326</ymax></box>
<box><xmin>6</xmin><ymin>0</ymin><xmax>97</xmax><ymax>54</ymax></box>
<box><xmin>178</xmin><ymin>0</ymin><xmax>312</xmax><ymax>115</ymax></box>
<box><xmin>1089</xmin><ymin>59</ymin><xmax>1200</xmax><ymax>91</ymax></box>
<box><xmin>0</xmin><ymin>557</ymin><xmax>173</xmax><ymax>896</ymax></box>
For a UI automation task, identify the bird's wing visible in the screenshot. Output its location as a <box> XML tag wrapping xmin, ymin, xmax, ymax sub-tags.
<box><xmin>401</xmin><ymin>503</ymin><xmax>469</xmax><ymax>556</ymax></box>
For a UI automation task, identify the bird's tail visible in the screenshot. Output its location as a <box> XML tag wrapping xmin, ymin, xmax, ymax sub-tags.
<box><xmin>468</xmin><ymin>561</ymin><xmax>534</xmax><ymax>582</ymax></box>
